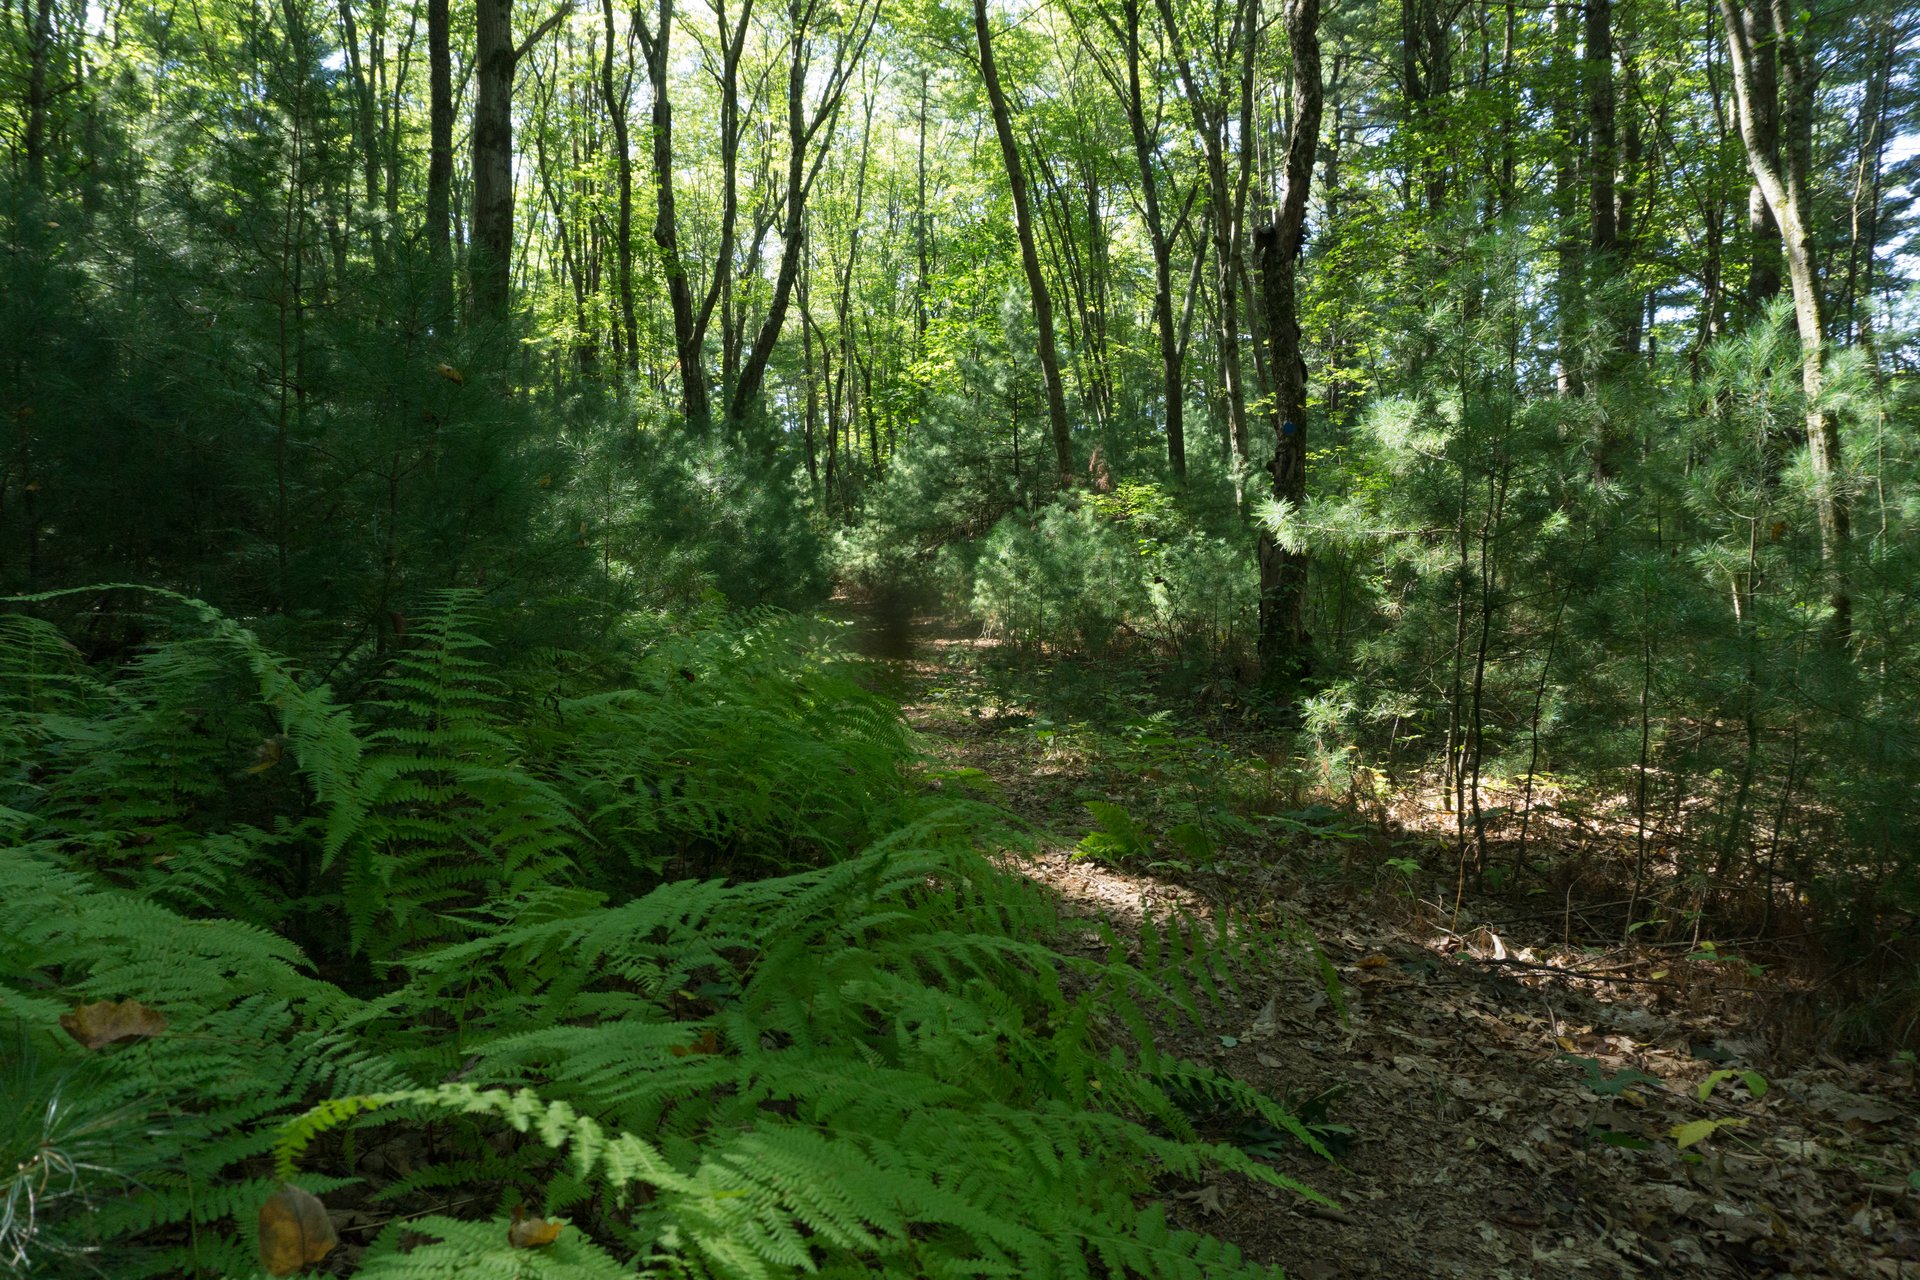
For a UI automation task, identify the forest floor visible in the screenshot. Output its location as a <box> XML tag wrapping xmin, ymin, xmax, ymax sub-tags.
<box><xmin>832</xmin><ymin>596</ymin><xmax>1920</xmax><ymax>1280</ymax></box>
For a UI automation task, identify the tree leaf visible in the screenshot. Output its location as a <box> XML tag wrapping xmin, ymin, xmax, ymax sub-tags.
<box><xmin>258</xmin><ymin>1184</ymin><xmax>337</xmax><ymax>1276</ymax></box>
<box><xmin>58</xmin><ymin>998</ymin><xmax>166</xmax><ymax>1050</ymax></box>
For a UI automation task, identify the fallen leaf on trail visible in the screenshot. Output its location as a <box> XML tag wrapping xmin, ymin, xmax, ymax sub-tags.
<box><xmin>1173</xmin><ymin>1184</ymin><xmax>1225</xmax><ymax>1216</ymax></box>
<box><xmin>1697</xmin><ymin>1068</ymin><xmax>1768</xmax><ymax>1102</ymax></box>
<box><xmin>59</xmin><ymin>998</ymin><xmax>166</xmax><ymax>1050</ymax></box>
<box><xmin>1671</xmin><ymin>1116</ymin><xmax>1748</xmax><ymax>1149</ymax></box>
<box><xmin>509</xmin><ymin>1204</ymin><xmax>565</xmax><ymax>1249</ymax></box>
<box><xmin>258</xmin><ymin>1184</ymin><xmax>336</xmax><ymax>1276</ymax></box>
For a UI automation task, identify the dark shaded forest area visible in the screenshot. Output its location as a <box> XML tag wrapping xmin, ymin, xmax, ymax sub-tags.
<box><xmin>2</xmin><ymin>0</ymin><xmax>1917</xmax><ymax>1272</ymax></box>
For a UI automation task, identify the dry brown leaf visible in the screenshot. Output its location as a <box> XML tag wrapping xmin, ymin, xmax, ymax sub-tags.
<box><xmin>59</xmin><ymin>998</ymin><xmax>167</xmax><ymax>1050</ymax></box>
<box><xmin>509</xmin><ymin>1204</ymin><xmax>565</xmax><ymax>1249</ymax></box>
<box><xmin>670</xmin><ymin>1029</ymin><xmax>721</xmax><ymax>1057</ymax></box>
<box><xmin>244</xmin><ymin>737</ymin><xmax>285</xmax><ymax>775</ymax></box>
<box><xmin>1172</xmin><ymin>1183</ymin><xmax>1225</xmax><ymax>1217</ymax></box>
<box><xmin>258</xmin><ymin>1184</ymin><xmax>337</xmax><ymax>1276</ymax></box>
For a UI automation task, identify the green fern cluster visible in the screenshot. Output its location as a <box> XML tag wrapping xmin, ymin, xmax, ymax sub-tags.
<box><xmin>0</xmin><ymin>589</ymin><xmax>1324</xmax><ymax>1278</ymax></box>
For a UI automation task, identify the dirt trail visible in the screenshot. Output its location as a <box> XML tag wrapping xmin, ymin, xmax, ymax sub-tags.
<box><xmin>832</xmin><ymin>596</ymin><xmax>1920</xmax><ymax>1280</ymax></box>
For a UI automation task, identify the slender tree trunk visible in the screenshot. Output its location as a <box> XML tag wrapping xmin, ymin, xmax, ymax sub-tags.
<box><xmin>1095</xmin><ymin>0</ymin><xmax>1185</xmax><ymax>475</ymax></box>
<box><xmin>1253</xmin><ymin>0</ymin><xmax>1321</xmax><ymax>685</ymax></box>
<box><xmin>1552</xmin><ymin>0</ymin><xmax>1582</xmax><ymax>395</ymax></box>
<box><xmin>732</xmin><ymin>0</ymin><xmax>877</xmax><ymax>424</ymax></box>
<box><xmin>600</xmin><ymin>0</ymin><xmax>639</xmax><ymax>369</ymax></box>
<box><xmin>1720</xmin><ymin>0</ymin><xmax>1849</xmax><ymax>634</ymax></box>
<box><xmin>1735</xmin><ymin>0</ymin><xmax>1781</xmax><ymax>309</ymax></box>
<box><xmin>24</xmin><ymin>0</ymin><xmax>57</xmax><ymax>191</ymax></box>
<box><xmin>915</xmin><ymin>68</ymin><xmax>930</xmax><ymax>373</ymax></box>
<box><xmin>427</xmin><ymin>0</ymin><xmax>454</xmax><ymax>321</ymax></box>
<box><xmin>635</xmin><ymin>0</ymin><xmax>708</xmax><ymax>423</ymax></box>
<box><xmin>1840</xmin><ymin>10</ymin><xmax>1893</xmax><ymax>350</ymax></box>
<box><xmin>1156</xmin><ymin>0</ymin><xmax>1258</xmax><ymax>464</ymax></box>
<box><xmin>974</xmin><ymin>0</ymin><xmax>1072</xmax><ymax>489</ymax></box>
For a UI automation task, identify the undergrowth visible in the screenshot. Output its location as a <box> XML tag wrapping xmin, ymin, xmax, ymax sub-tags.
<box><xmin>0</xmin><ymin>587</ymin><xmax>1326</xmax><ymax>1278</ymax></box>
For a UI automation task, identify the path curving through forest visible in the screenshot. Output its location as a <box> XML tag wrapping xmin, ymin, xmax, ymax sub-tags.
<box><xmin>831</xmin><ymin>591</ymin><xmax>1920</xmax><ymax>1280</ymax></box>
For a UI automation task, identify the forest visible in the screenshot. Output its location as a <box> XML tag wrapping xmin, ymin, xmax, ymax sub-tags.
<box><xmin>1</xmin><ymin>0</ymin><xmax>1917</xmax><ymax>1271</ymax></box>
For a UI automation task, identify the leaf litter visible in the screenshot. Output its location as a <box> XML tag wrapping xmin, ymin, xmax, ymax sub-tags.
<box><xmin>849</xmin><ymin>597</ymin><xmax>1920</xmax><ymax>1279</ymax></box>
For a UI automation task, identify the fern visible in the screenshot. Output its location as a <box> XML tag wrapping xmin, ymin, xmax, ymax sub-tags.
<box><xmin>0</xmin><ymin>591</ymin><xmax>1328</xmax><ymax>1278</ymax></box>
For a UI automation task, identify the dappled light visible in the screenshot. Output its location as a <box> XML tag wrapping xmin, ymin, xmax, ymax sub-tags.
<box><xmin>3</xmin><ymin>0</ymin><xmax>1915</xmax><ymax>1271</ymax></box>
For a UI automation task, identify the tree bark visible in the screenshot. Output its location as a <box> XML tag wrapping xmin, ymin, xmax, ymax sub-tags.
<box><xmin>600</xmin><ymin>0</ymin><xmax>639</xmax><ymax>369</ymax></box>
<box><xmin>731</xmin><ymin>0</ymin><xmax>878</xmax><ymax>424</ymax></box>
<box><xmin>470</xmin><ymin>0</ymin><xmax>517</xmax><ymax>321</ymax></box>
<box><xmin>1719</xmin><ymin>0</ymin><xmax>1849</xmax><ymax>634</ymax></box>
<box><xmin>1254</xmin><ymin>0</ymin><xmax>1322</xmax><ymax>684</ymax></box>
<box><xmin>633</xmin><ymin>0</ymin><xmax>709</xmax><ymax>423</ymax></box>
<box><xmin>1155</xmin><ymin>0</ymin><xmax>1258</xmax><ymax>464</ymax></box>
<box><xmin>470</xmin><ymin>0</ymin><xmax>573</xmax><ymax>324</ymax></box>
<box><xmin>1074</xmin><ymin>0</ymin><xmax>1186</xmax><ymax>476</ymax></box>
<box><xmin>24</xmin><ymin>0</ymin><xmax>57</xmax><ymax>191</ymax></box>
<box><xmin>427</xmin><ymin>0</ymin><xmax>454</xmax><ymax>321</ymax></box>
<box><xmin>974</xmin><ymin>0</ymin><xmax>1073</xmax><ymax>489</ymax></box>
<box><xmin>1734</xmin><ymin>0</ymin><xmax>1781</xmax><ymax>309</ymax></box>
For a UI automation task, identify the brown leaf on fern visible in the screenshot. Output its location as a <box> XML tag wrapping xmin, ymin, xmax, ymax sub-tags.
<box><xmin>508</xmin><ymin>1203</ymin><xmax>564</xmax><ymax>1249</ymax></box>
<box><xmin>258</xmin><ymin>1184</ymin><xmax>337</xmax><ymax>1276</ymax></box>
<box><xmin>59</xmin><ymin>998</ymin><xmax>167</xmax><ymax>1050</ymax></box>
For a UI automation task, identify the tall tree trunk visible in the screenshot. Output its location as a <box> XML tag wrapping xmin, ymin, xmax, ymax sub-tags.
<box><xmin>469</xmin><ymin>1</ymin><xmax>572</xmax><ymax>325</ymax></box>
<box><xmin>974</xmin><ymin>0</ymin><xmax>1072</xmax><ymax>489</ymax></box>
<box><xmin>697</xmin><ymin>0</ymin><xmax>755</xmax><ymax>409</ymax></box>
<box><xmin>1254</xmin><ymin>0</ymin><xmax>1322</xmax><ymax>685</ymax></box>
<box><xmin>634</xmin><ymin>0</ymin><xmax>709</xmax><ymax>423</ymax></box>
<box><xmin>1840</xmin><ymin>10</ymin><xmax>1893</xmax><ymax>352</ymax></box>
<box><xmin>600</xmin><ymin>0</ymin><xmax>639</xmax><ymax>369</ymax></box>
<box><xmin>1552</xmin><ymin>0</ymin><xmax>1582</xmax><ymax>395</ymax></box>
<box><xmin>1585</xmin><ymin>0</ymin><xmax>1622</xmax><ymax>476</ymax></box>
<box><xmin>1735</xmin><ymin>0</ymin><xmax>1781</xmax><ymax>309</ymax></box>
<box><xmin>1084</xmin><ymin>0</ymin><xmax>1185</xmax><ymax>476</ymax></box>
<box><xmin>731</xmin><ymin>0</ymin><xmax>877</xmax><ymax>424</ymax></box>
<box><xmin>1156</xmin><ymin>0</ymin><xmax>1258</xmax><ymax>464</ymax></box>
<box><xmin>1719</xmin><ymin>0</ymin><xmax>1849</xmax><ymax>634</ymax></box>
<box><xmin>24</xmin><ymin>0</ymin><xmax>57</xmax><ymax>190</ymax></box>
<box><xmin>470</xmin><ymin>0</ymin><xmax>517</xmax><ymax>321</ymax></box>
<box><xmin>427</xmin><ymin>0</ymin><xmax>454</xmax><ymax>321</ymax></box>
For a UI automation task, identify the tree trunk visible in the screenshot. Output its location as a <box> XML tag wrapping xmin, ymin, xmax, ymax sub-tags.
<box><xmin>731</xmin><ymin>0</ymin><xmax>877</xmax><ymax>424</ymax></box>
<box><xmin>469</xmin><ymin>1</ymin><xmax>572</xmax><ymax>326</ymax></box>
<box><xmin>1719</xmin><ymin>0</ymin><xmax>1849</xmax><ymax>634</ymax></box>
<box><xmin>1098</xmin><ymin>0</ymin><xmax>1185</xmax><ymax>476</ymax></box>
<box><xmin>470</xmin><ymin>0</ymin><xmax>517</xmax><ymax>322</ymax></box>
<box><xmin>1552</xmin><ymin>0</ymin><xmax>1581</xmax><ymax>395</ymax></box>
<box><xmin>974</xmin><ymin>0</ymin><xmax>1073</xmax><ymax>489</ymax></box>
<box><xmin>1735</xmin><ymin>0</ymin><xmax>1781</xmax><ymax>309</ymax></box>
<box><xmin>1155</xmin><ymin>0</ymin><xmax>1258</xmax><ymax>464</ymax></box>
<box><xmin>634</xmin><ymin>0</ymin><xmax>709</xmax><ymax>424</ymax></box>
<box><xmin>427</xmin><ymin>0</ymin><xmax>454</xmax><ymax>321</ymax></box>
<box><xmin>600</xmin><ymin>0</ymin><xmax>639</xmax><ymax>370</ymax></box>
<box><xmin>24</xmin><ymin>0</ymin><xmax>57</xmax><ymax>191</ymax></box>
<box><xmin>1254</xmin><ymin>0</ymin><xmax>1322</xmax><ymax>685</ymax></box>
